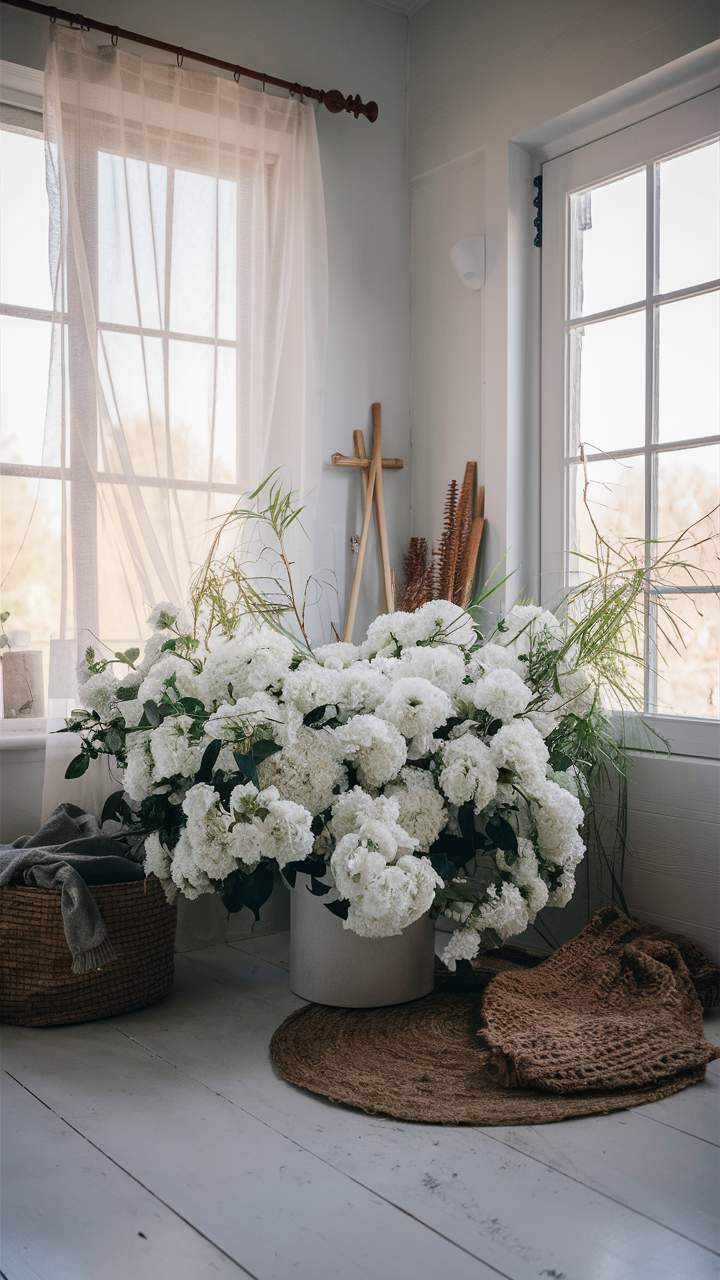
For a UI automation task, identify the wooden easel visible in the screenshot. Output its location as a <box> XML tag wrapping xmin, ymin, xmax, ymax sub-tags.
<box><xmin>331</xmin><ymin>403</ymin><xmax>403</xmax><ymax>642</ymax></box>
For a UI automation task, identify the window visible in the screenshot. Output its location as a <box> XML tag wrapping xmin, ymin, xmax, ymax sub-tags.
<box><xmin>541</xmin><ymin>90</ymin><xmax>719</xmax><ymax>748</ymax></box>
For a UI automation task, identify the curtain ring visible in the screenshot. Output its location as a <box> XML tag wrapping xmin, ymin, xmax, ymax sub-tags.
<box><xmin>49</xmin><ymin>7</ymin><xmax>57</xmax><ymax>23</ymax></box>
<box><xmin>262</xmin><ymin>76</ymin><xmax>266</xmax><ymax>93</ymax></box>
<box><xmin>176</xmin><ymin>50</ymin><xmax>184</xmax><ymax>68</ymax></box>
<box><xmin>111</xmin><ymin>27</ymin><xmax>119</xmax><ymax>47</ymax></box>
<box><xmin>234</xmin><ymin>67</ymin><xmax>241</xmax><ymax>84</ymax></box>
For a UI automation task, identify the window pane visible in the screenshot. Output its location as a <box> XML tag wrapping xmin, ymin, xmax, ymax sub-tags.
<box><xmin>169</xmin><ymin>171</ymin><xmax>237</xmax><ymax>340</ymax></box>
<box><xmin>653</xmin><ymin>591</ymin><xmax>719</xmax><ymax>718</ymax></box>
<box><xmin>657</xmin><ymin>290</ymin><xmax>719</xmax><ymax>443</ymax></box>
<box><xmin>0</xmin><ymin>315</ymin><xmax>51</xmax><ymax>466</ymax></box>
<box><xmin>0</xmin><ymin>476</ymin><xmax>69</xmax><ymax>704</ymax></box>
<box><xmin>569</xmin><ymin>310</ymin><xmax>645</xmax><ymax>456</ymax></box>
<box><xmin>168</xmin><ymin>341</ymin><xmax>236</xmax><ymax>483</ymax></box>
<box><xmin>98</xmin><ymin>153</ymin><xmax>166</xmax><ymax>329</ymax></box>
<box><xmin>657</xmin><ymin>140</ymin><xmax>720</xmax><ymax>296</ymax></box>
<box><xmin>0</xmin><ymin>129</ymin><xmax>52</xmax><ymax>311</ymax></box>
<box><xmin>656</xmin><ymin>444</ymin><xmax>720</xmax><ymax>586</ymax></box>
<box><xmin>569</xmin><ymin>169</ymin><xmax>645</xmax><ymax>318</ymax></box>
<box><xmin>568</xmin><ymin>454</ymin><xmax>645</xmax><ymax>570</ymax></box>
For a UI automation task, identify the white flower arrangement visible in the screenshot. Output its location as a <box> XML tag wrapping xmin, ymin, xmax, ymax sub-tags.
<box><xmin>63</xmin><ymin>475</ymin><xmax>641</xmax><ymax>963</ymax></box>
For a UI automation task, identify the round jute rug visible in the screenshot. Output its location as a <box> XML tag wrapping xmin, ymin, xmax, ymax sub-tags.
<box><xmin>269</xmin><ymin>994</ymin><xmax>705</xmax><ymax>1125</ymax></box>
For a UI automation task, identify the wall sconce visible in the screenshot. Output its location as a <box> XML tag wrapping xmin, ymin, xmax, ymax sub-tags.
<box><xmin>450</xmin><ymin>236</ymin><xmax>485</xmax><ymax>290</ymax></box>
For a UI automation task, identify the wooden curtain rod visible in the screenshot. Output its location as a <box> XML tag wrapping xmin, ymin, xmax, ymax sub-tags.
<box><xmin>3</xmin><ymin>0</ymin><xmax>379</xmax><ymax>122</ymax></box>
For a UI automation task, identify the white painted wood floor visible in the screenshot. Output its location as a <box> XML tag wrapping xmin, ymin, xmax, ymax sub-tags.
<box><xmin>2</xmin><ymin>931</ymin><xmax>719</xmax><ymax>1280</ymax></box>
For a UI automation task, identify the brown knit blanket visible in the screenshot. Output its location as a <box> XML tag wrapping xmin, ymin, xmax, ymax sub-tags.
<box><xmin>480</xmin><ymin>906</ymin><xmax>720</xmax><ymax>1094</ymax></box>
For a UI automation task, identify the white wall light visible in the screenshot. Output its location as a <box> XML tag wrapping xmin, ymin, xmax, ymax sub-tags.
<box><xmin>449</xmin><ymin>236</ymin><xmax>485</xmax><ymax>290</ymax></box>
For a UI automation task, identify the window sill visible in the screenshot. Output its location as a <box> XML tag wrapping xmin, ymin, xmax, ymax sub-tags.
<box><xmin>609</xmin><ymin>711</ymin><xmax>720</xmax><ymax>761</ymax></box>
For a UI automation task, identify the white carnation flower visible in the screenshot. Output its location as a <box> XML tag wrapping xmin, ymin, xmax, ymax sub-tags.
<box><xmin>336</xmin><ymin>662</ymin><xmax>391</xmax><ymax>714</ymax></box>
<box><xmin>261</xmin><ymin>798</ymin><xmax>314</xmax><ymax>868</ymax></box>
<box><xmin>142</xmin><ymin>831</ymin><xmax>177</xmax><ymax>903</ymax></box>
<box><xmin>331</xmin><ymin>714</ymin><xmax>407</xmax><ymax>787</ymax></box>
<box><xmin>205</xmin><ymin>691</ymin><xmax>282</xmax><ymax>741</ymax></box>
<box><xmin>531</xmin><ymin>779</ymin><xmax>585</xmax><ymax>867</ymax></box>
<box><xmin>282</xmin><ymin>661</ymin><xmax>344</xmax><ymax>715</ymax></box>
<box><xmin>331</xmin><ymin>835</ymin><xmax>441</xmax><ymax>938</ymax></box>
<box><xmin>547</xmin><ymin>867</ymin><xmax>576</xmax><ymax>908</ymax></box>
<box><xmin>474</xmin><ymin>880</ymin><xmax>530</xmax><ymax>940</ymax></box>
<box><xmin>411</xmin><ymin>600</ymin><xmax>477</xmax><ymax>649</ymax></box>
<box><xmin>471</xmin><ymin>668</ymin><xmax>532</xmax><ymax>723</ymax></box>
<box><xmin>439</xmin><ymin>736</ymin><xmax>498</xmax><ymax>811</ymax></box>
<box><xmin>526</xmin><ymin>709</ymin><xmax>561</xmax><ymax>738</ymax></box>
<box><xmin>124</xmin><ymin>733</ymin><xmax>155</xmax><ymax>802</ymax></box>
<box><xmin>198</xmin><ymin>626</ymin><xmax>294</xmax><ymax>706</ymax></box>
<box><xmin>329</xmin><ymin>787</ymin><xmax>417</xmax><ymax>856</ymax></box>
<box><xmin>378</xmin><ymin>644</ymin><xmax>466</xmax><ymax>698</ymax></box>
<box><xmin>440</xmin><ymin>926</ymin><xmax>481</xmax><ymax>971</ymax></box>
<box><xmin>137</xmin><ymin>654</ymin><xmax>199</xmax><ymax>707</ymax></box>
<box><xmin>384</xmin><ymin>766</ymin><xmax>448</xmax><ymax>851</ymax></box>
<box><xmin>150</xmin><ymin>716</ymin><xmax>206</xmax><ymax>782</ymax></box>
<box><xmin>376</xmin><ymin>676</ymin><xmax>452</xmax><ymax>752</ymax></box>
<box><xmin>257</xmin><ymin>726</ymin><xmax>346</xmax><ymax>816</ymax></box>
<box><xmin>489</xmin><ymin>720</ymin><xmax>549</xmax><ymax>786</ymax></box>
<box><xmin>556</xmin><ymin>665</ymin><xmax>597</xmax><ymax>718</ymax></box>
<box><xmin>313</xmin><ymin>641</ymin><xmax>361</xmax><ymax>670</ymax></box>
<box><xmin>496</xmin><ymin>837</ymin><xmax>549</xmax><ymax>917</ymax></box>
<box><xmin>467</xmin><ymin>642</ymin><xmax>525</xmax><ymax>681</ymax></box>
<box><xmin>78</xmin><ymin>671</ymin><xmax>119</xmax><ymax>718</ymax></box>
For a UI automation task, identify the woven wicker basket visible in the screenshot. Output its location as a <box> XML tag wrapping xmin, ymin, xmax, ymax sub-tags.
<box><xmin>0</xmin><ymin>874</ymin><xmax>177</xmax><ymax>1027</ymax></box>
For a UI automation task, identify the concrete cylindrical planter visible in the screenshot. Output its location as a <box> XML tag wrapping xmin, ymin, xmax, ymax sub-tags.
<box><xmin>1</xmin><ymin>651</ymin><xmax>45</xmax><ymax>719</ymax></box>
<box><xmin>290</xmin><ymin>874</ymin><xmax>435</xmax><ymax>1008</ymax></box>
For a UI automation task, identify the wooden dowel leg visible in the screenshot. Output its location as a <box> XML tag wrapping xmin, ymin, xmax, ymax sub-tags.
<box><xmin>343</xmin><ymin>455</ymin><xmax>377</xmax><ymax>643</ymax></box>
<box><xmin>372</xmin><ymin>403</ymin><xmax>394</xmax><ymax>614</ymax></box>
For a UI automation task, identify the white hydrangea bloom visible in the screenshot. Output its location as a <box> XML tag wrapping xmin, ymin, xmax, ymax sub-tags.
<box><xmin>150</xmin><ymin>716</ymin><xmax>206</xmax><ymax>782</ymax></box>
<box><xmin>360</xmin><ymin>610</ymin><xmax>427</xmax><ymax>658</ymax></box>
<box><xmin>198</xmin><ymin>626</ymin><xmax>294</xmax><ymax>706</ymax></box>
<box><xmin>471</xmin><ymin>668</ymin><xmax>533</xmax><ymax>723</ymax></box>
<box><xmin>257</xmin><ymin>726</ymin><xmax>346</xmax><ymax>816</ymax></box>
<box><xmin>489</xmin><ymin>719</ymin><xmax>549</xmax><ymax>786</ymax></box>
<box><xmin>531</xmin><ymin>779</ymin><xmax>585</xmax><ymax>867</ymax></box>
<box><xmin>439</xmin><ymin>735</ymin><xmax>498</xmax><ymax>811</ymax></box>
<box><xmin>147</xmin><ymin>601</ymin><xmax>180</xmax><ymax>629</ymax></box>
<box><xmin>384</xmin><ymin>766</ymin><xmax>448</xmax><ymax>851</ymax></box>
<box><xmin>376</xmin><ymin>676</ymin><xmax>452</xmax><ymax>752</ymax></box>
<box><xmin>136</xmin><ymin>631</ymin><xmax>167</xmax><ymax>676</ymax></box>
<box><xmin>259</xmin><ymin>797</ymin><xmax>314</xmax><ymax>868</ymax></box>
<box><xmin>137</xmin><ymin>654</ymin><xmax>199</xmax><ymax>707</ymax></box>
<box><xmin>546</xmin><ymin>766</ymin><xmax>581</xmax><ymax>798</ymax></box>
<box><xmin>281</xmin><ymin>661</ymin><xmax>344</xmax><ymax>714</ymax></box>
<box><xmin>331</xmin><ymin>714</ymin><xmax>407</xmax><ymax>787</ymax></box>
<box><xmin>142</xmin><ymin>831</ymin><xmax>178</xmax><ymax>903</ymax></box>
<box><xmin>78</xmin><ymin>671</ymin><xmax>119</xmax><ymax>718</ymax></box>
<box><xmin>547</xmin><ymin>867</ymin><xmax>576</xmax><ymax>908</ymax></box>
<box><xmin>496</xmin><ymin>837</ymin><xmax>549</xmax><ymax>917</ymax></box>
<box><xmin>440</xmin><ymin>926</ymin><xmax>481</xmax><ymax>971</ymax></box>
<box><xmin>526</xmin><ymin>709</ymin><xmax>561</xmax><ymax>737</ymax></box>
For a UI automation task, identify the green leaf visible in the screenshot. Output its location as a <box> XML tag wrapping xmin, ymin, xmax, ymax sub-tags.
<box><xmin>179</xmin><ymin>696</ymin><xmax>206</xmax><ymax>716</ymax></box>
<box><xmin>428</xmin><ymin>849</ymin><xmax>458</xmax><ymax>882</ymax></box>
<box><xmin>104</xmin><ymin>727</ymin><xmax>124</xmax><ymax>755</ymax></box>
<box><xmin>303</xmin><ymin>704</ymin><xmax>330</xmax><ymax>726</ymax></box>
<box><xmin>143</xmin><ymin>699</ymin><xmax>161</xmax><ymax>728</ymax></box>
<box><xmin>17</xmin><ymin>700</ymin><xmax>33</xmax><ymax>713</ymax></box>
<box><xmin>0</xmin><ymin>636</ymin><xmax>8</xmax><ymax>650</ymax></box>
<box><xmin>307</xmin><ymin>877</ymin><xmax>331</xmax><ymax>896</ymax></box>
<box><xmin>196</xmin><ymin>738</ymin><xmax>222</xmax><ymax>784</ymax></box>
<box><xmin>233</xmin><ymin>751</ymin><xmax>259</xmax><ymax>789</ymax></box>
<box><xmin>221</xmin><ymin>864</ymin><xmax>275</xmax><ymax>920</ymax></box>
<box><xmin>101</xmin><ymin>790</ymin><xmax>127</xmax><ymax>825</ymax></box>
<box><xmin>324</xmin><ymin>898</ymin><xmax>350</xmax><ymax>921</ymax></box>
<box><xmin>485</xmin><ymin>815</ymin><xmax>518</xmax><ymax>855</ymax></box>
<box><xmin>252</xmin><ymin>738</ymin><xmax>283</xmax><ymax>764</ymax></box>
<box><xmin>160</xmin><ymin>638</ymin><xmax>177</xmax><ymax>653</ymax></box>
<box><xmin>116</xmin><ymin>685</ymin><xmax>138</xmax><ymax>702</ymax></box>
<box><xmin>65</xmin><ymin>753</ymin><xmax>90</xmax><ymax>779</ymax></box>
<box><xmin>0</xmin><ymin>611</ymin><xmax>9</xmax><ymax>623</ymax></box>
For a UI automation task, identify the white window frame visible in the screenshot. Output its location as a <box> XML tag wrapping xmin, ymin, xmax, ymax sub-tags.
<box><xmin>540</xmin><ymin>88</ymin><xmax>720</xmax><ymax>760</ymax></box>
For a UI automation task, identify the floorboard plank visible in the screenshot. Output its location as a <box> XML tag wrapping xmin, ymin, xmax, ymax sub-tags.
<box><xmin>1</xmin><ymin>1072</ymin><xmax>253</xmax><ymax>1280</ymax></box>
<box><xmin>1</xmin><ymin>1026</ymin><xmax>498</xmax><ymax>1280</ymax></box>
<box><xmin>96</xmin><ymin>947</ymin><xmax>720</xmax><ymax>1277</ymax></box>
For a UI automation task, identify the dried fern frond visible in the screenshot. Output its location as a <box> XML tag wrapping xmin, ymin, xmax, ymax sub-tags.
<box><xmin>439</xmin><ymin>479</ymin><xmax>459</xmax><ymax>599</ymax></box>
<box><xmin>400</xmin><ymin>536</ymin><xmax>429</xmax><ymax>612</ymax></box>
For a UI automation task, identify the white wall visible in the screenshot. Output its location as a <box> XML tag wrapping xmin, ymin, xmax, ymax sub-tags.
<box><xmin>408</xmin><ymin>0</ymin><xmax>719</xmax><ymax>601</ymax></box>
<box><xmin>407</xmin><ymin>0</ymin><xmax>720</xmax><ymax>960</ymax></box>
<box><xmin>0</xmin><ymin>0</ymin><xmax>411</xmax><ymax>644</ymax></box>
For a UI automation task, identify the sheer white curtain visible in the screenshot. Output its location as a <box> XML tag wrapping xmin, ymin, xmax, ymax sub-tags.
<box><xmin>40</xmin><ymin>25</ymin><xmax>327</xmax><ymax>815</ymax></box>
